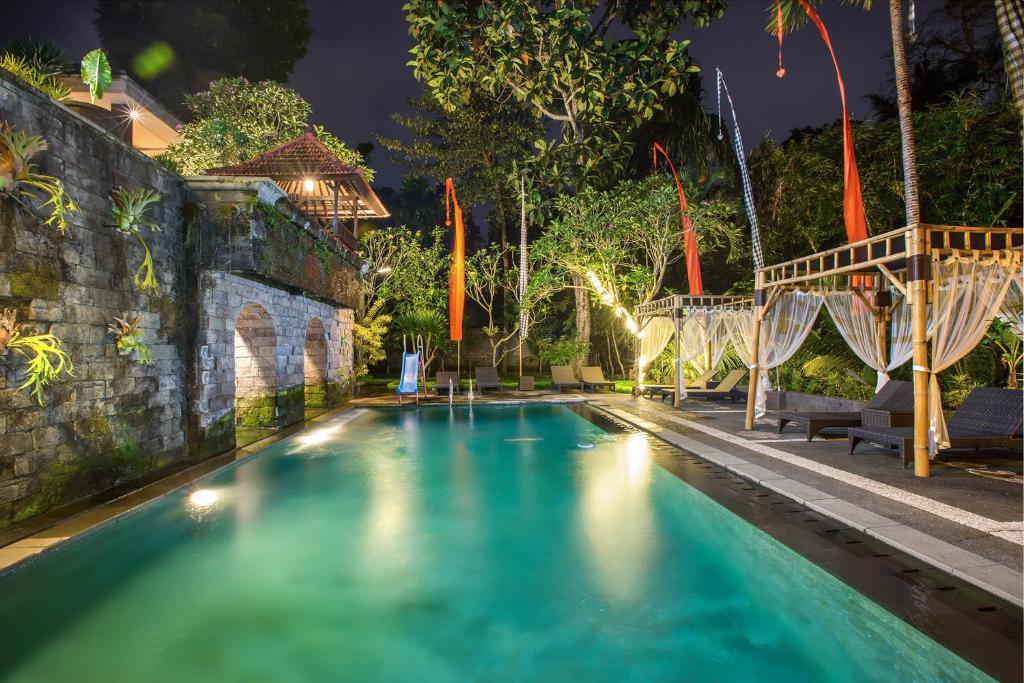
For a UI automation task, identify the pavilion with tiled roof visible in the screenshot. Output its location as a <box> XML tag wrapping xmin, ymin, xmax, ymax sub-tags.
<box><xmin>204</xmin><ymin>131</ymin><xmax>389</xmax><ymax>244</ymax></box>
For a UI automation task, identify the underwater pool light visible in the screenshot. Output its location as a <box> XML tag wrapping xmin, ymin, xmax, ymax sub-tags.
<box><xmin>189</xmin><ymin>489</ymin><xmax>218</xmax><ymax>508</ymax></box>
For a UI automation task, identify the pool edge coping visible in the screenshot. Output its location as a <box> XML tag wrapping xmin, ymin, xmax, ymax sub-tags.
<box><xmin>588</xmin><ymin>401</ymin><xmax>1024</xmax><ymax>609</ymax></box>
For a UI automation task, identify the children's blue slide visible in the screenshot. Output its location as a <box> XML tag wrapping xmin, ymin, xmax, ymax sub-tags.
<box><xmin>397</xmin><ymin>352</ymin><xmax>420</xmax><ymax>403</ymax></box>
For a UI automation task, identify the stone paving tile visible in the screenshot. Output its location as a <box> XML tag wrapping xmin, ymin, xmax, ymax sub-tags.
<box><xmin>726</xmin><ymin>462</ymin><xmax>787</xmax><ymax>484</ymax></box>
<box><xmin>950</xmin><ymin>563</ymin><xmax>1024</xmax><ymax>605</ymax></box>
<box><xmin>805</xmin><ymin>498</ymin><xmax>900</xmax><ymax>532</ymax></box>
<box><xmin>760</xmin><ymin>478</ymin><xmax>836</xmax><ymax>505</ymax></box>
<box><xmin>868</xmin><ymin>525</ymin><xmax>997</xmax><ymax>572</ymax></box>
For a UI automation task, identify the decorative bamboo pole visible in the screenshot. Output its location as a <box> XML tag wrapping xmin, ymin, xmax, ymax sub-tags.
<box><xmin>745</xmin><ymin>272</ymin><xmax>765</xmax><ymax>430</ymax></box>
<box><xmin>673</xmin><ymin>306</ymin><xmax>682</xmax><ymax>409</ymax></box>
<box><xmin>909</xmin><ymin>225</ymin><xmax>930</xmax><ymax>476</ymax></box>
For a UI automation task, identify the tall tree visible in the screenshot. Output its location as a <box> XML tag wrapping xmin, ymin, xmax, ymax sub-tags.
<box><xmin>404</xmin><ymin>0</ymin><xmax>726</xmax><ymax>354</ymax></box>
<box><xmin>378</xmin><ymin>94</ymin><xmax>541</xmax><ymax>259</ymax></box>
<box><xmin>94</xmin><ymin>0</ymin><xmax>311</xmax><ymax>116</ymax></box>
<box><xmin>869</xmin><ymin>0</ymin><xmax>1006</xmax><ymax>119</ymax></box>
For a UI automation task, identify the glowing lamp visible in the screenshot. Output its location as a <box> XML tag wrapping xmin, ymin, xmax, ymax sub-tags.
<box><xmin>303</xmin><ymin>178</ymin><xmax>316</xmax><ymax>193</ymax></box>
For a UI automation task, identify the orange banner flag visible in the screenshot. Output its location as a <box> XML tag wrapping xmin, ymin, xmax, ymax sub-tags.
<box><xmin>445</xmin><ymin>177</ymin><xmax>465</xmax><ymax>342</ymax></box>
<box><xmin>776</xmin><ymin>0</ymin><xmax>868</xmax><ymax>244</ymax></box>
<box><xmin>653</xmin><ymin>143</ymin><xmax>703</xmax><ymax>295</ymax></box>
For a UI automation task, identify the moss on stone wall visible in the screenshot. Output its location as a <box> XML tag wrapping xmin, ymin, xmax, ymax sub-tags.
<box><xmin>305</xmin><ymin>382</ymin><xmax>327</xmax><ymax>408</ymax></box>
<box><xmin>276</xmin><ymin>384</ymin><xmax>304</xmax><ymax>426</ymax></box>
<box><xmin>236</xmin><ymin>394</ymin><xmax>277</xmax><ymax>428</ymax></box>
<box><xmin>11</xmin><ymin>421</ymin><xmax>158</xmax><ymax>524</ymax></box>
<box><xmin>9</xmin><ymin>269</ymin><xmax>59</xmax><ymax>299</ymax></box>
<box><xmin>198</xmin><ymin>410</ymin><xmax>235</xmax><ymax>459</ymax></box>
<box><xmin>325</xmin><ymin>380</ymin><xmax>348</xmax><ymax>407</ymax></box>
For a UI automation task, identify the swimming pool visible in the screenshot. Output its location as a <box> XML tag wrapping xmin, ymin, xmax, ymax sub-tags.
<box><xmin>0</xmin><ymin>404</ymin><xmax>999</xmax><ymax>681</ymax></box>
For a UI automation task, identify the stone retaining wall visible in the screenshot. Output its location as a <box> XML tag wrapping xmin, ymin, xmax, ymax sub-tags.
<box><xmin>0</xmin><ymin>70</ymin><xmax>188</xmax><ymax>524</ymax></box>
<box><xmin>0</xmin><ymin>70</ymin><xmax>359</xmax><ymax>526</ymax></box>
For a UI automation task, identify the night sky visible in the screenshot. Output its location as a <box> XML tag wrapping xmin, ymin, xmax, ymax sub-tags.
<box><xmin>0</xmin><ymin>0</ymin><xmax>944</xmax><ymax>190</ymax></box>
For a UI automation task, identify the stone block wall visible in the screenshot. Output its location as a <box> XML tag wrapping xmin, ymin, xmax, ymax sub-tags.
<box><xmin>190</xmin><ymin>271</ymin><xmax>353</xmax><ymax>457</ymax></box>
<box><xmin>0</xmin><ymin>71</ymin><xmax>188</xmax><ymax>524</ymax></box>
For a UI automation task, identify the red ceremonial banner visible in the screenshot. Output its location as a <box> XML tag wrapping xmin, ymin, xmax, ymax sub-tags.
<box><xmin>653</xmin><ymin>143</ymin><xmax>703</xmax><ymax>296</ymax></box>
<box><xmin>445</xmin><ymin>177</ymin><xmax>465</xmax><ymax>342</ymax></box>
<box><xmin>777</xmin><ymin>0</ymin><xmax>868</xmax><ymax>245</ymax></box>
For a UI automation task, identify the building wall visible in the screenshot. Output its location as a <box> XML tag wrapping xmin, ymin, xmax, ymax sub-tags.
<box><xmin>191</xmin><ymin>271</ymin><xmax>354</xmax><ymax>457</ymax></box>
<box><xmin>0</xmin><ymin>70</ymin><xmax>188</xmax><ymax>524</ymax></box>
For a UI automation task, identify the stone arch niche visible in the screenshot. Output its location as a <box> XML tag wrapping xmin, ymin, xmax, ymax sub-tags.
<box><xmin>304</xmin><ymin>318</ymin><xmax>329</xmax><ymax>414</ymax></box>
<box><xmin>234</xmin><ymin>303</ymin><xmax>279</xmax><ymax>431</ymax></box>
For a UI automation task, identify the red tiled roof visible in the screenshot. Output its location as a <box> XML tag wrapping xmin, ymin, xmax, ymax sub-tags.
<box><xmin>203</xmin><ymin>131</ymin><xmax>365</xmax><ymax>178</ymax></box>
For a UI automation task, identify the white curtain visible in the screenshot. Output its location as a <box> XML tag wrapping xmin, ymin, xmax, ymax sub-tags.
<box><xmin>999</xmin><ymin>271</ymin><xmax>1024</xmax><ymax>339</ymax></box>
<box><xmin>825</xmin><ymin>290</ymin><xmax>888</xmax><ymax>391</ymax></box>
<box><xmin>928</xmin><ymin>252</ymin><xmax>1020</xmax><ymax>455</ymax></box>
<box><xmin>886</xmin><ymin>291</ymin><xmax>933</xmax><ymax>378</ymax></box>
<box><xmin>675</xmin><ymin>314</ymin><xmax>711</xmax><ymax>398</ymax></box>
<box><xmin>757</xmin><ymin>291</ymin><xmax>823</xmax><ymax>417</ymax></box>
<box><xmin>723</xmin><ymin>308</ymin><xmax>757</xmax><ymax>369</ymax></box>
<box><xmin>636</xmin><ymin>317</ymin><xmax>675</xmax><ymax>386</ymax></box>
<box><xmin>824</xmin><ymin>289</ymin><xmax>931</xmax><ymax>392</ymax></box>
<box><xmin>690</xmin><ymin>312</ymin><xmax>731</xmax><ymax>377</ymax></box>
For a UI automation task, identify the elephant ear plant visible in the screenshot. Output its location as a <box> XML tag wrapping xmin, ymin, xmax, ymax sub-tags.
<box><xmin>110</xmin><ymin>186</ymin><xmax>162</xmax><ymax>294</ymax></box>
<box><xmin>107</xmin><ymin>313</ymin><xmax>154</xmax><ymax>365</ymax></box>
<box><xmin>0</xmin><ymin>122</ymin><xmax>78</xmax><ymax>233</ymax></box>
<box><xmin>0</xmin><ymin>308</ymin><xmax>74</xmax><ymax>405</ymax></box>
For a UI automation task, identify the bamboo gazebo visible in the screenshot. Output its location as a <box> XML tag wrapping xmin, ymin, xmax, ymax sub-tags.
<box><xmin>747</xmin><ymin>223</ymin><xmax>1023</xmax><ymax>477</ymax></box>
<box><xmin>634</xmin><ymin>294</ymin><xmax>753</xmax><ymax>409</ymax></box>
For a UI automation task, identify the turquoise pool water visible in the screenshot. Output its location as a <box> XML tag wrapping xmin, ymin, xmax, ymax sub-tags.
<box><xmin>0</xmin><ymin>404</ymin><xmax>990</xmax><ymax>682</ymax></box>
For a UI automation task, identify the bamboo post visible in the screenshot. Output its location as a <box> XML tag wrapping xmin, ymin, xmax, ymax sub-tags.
<box><xmin>704</xmin><ymin>338</ymin><xmax>712</xmax><ymax>381</ymax></box>
<box><xmin>875</xmin><ymin>287</ymin><xmax>891</xmax><ymax>387</ymax></box>
<box><xmin>909</xmin><ymin>225</ymin><xmax>930</xmax><ymax>476</ymax></box>
<box><xmin>673</xmin><ymin>307</ymin><xmax>682</xmax><ymax>409</ymax></box>
<box><xmin>745</xmin><ymin>272</ymin><xmax>765</xmax><ymax>430</ymax></box>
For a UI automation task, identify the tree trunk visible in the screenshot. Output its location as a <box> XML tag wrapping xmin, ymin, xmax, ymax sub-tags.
<box><xmin>995</xmin><ymin>0</ymin><xmax>1024</xmax><ymax>121</ymax></box>
<box><xmin>571</xmin><ymin>274</ymin><xmax>591</xmax><ymax>368</ymax></box>
<box><xmin>890</xmin><ymin>0</ymin><xmax>920</xmax><ymax>225</ymax></box>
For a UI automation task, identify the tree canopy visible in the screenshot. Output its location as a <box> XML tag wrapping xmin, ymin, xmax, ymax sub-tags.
<box><xmin>161</xmin><ymin>77</ymin><xmax>370</xmax><ymax>177</ymax></box>
<box><xmin>94</xmin><ymin>0</ymin><xmax>312</xmax><ymax>116</ymax></box>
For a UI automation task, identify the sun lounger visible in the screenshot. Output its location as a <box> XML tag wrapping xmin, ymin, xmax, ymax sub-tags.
<box><xmin>848</xmin><ymin>387</ymin><xmax>1023</xmax><ymax>467</ymax></box>
<box><xmin>637</xmin><ymin>369</ymin><xmax>716</xmax><ymax>399</ymax></box>
<box><xmin>551</xmin><ymin>365</ymin><xmax>583</xmax><ymax>391</ymax></box>
<box><xmin>475</xmin><ymin>366</ymin><xmax>503</xmax><ymax>393</ymax></box>
<box><xmin>581</xmin><ymin>366</ymin><xmax>615</xmax><ymax>392</ymax></box>
<box><xmin>662</xmin><ymin>369</ymin><xmax>747</xmax><ymax>403</ymax></box>
<box><xmin>433</xmin><ymin>371</ymin><xmax>461</xmax><ymax>396</ymax></box>
<box><xmin>777</xmin><ymin>380</ymin><xmax>913</xmax><ymax>441</ymax></box>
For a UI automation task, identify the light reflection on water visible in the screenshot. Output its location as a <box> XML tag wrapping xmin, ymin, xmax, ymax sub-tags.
<box><xmin>578</xmin><ymin>432</ymin><xmax>656</xmax><ymax>605</ymax></box>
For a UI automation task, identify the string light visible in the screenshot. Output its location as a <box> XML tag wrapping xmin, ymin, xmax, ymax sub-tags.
<box><xmin>586</xmin><ymin>270</ymin><xmax>639</xmax><ymax>335</ymax></box>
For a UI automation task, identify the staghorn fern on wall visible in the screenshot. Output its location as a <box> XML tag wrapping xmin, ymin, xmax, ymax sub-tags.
<box><xmin>110</xmin><ymin>186</ymin><xmax>162</xmax><ymax>294</ymax></box>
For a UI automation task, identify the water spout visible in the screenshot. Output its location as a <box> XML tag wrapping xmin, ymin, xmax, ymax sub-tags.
<box><xmin>468</xmin><ymin>377</ymin><xmax>474</xmax><ymax>402</ymax></box>
<box><xmin>448</xmin><ymin>378</ymin><xmax>454</xmax><ymax>406</ymax></box>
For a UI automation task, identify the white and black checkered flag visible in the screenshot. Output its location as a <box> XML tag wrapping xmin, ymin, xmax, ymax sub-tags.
<box><xmin>716</xmin><ymin>67</ymin><xmax>764</xmax><ymax>271</ymax></box>
<box><xmin>518</xmin><ymin>175</ymin><xmax>528</xmax><ymax>340</ymax></box>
